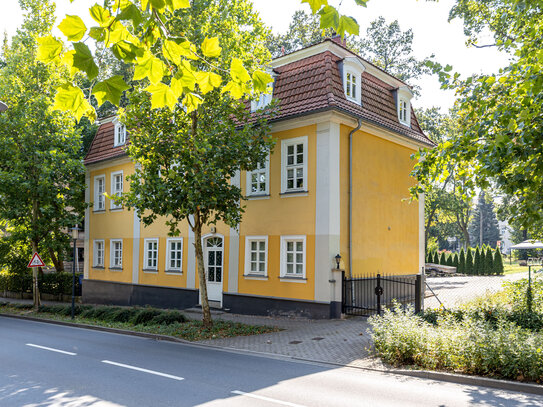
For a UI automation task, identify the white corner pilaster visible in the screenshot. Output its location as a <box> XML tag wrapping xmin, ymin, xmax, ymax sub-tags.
<box><xmin>228</xmin><ymin>171</ymin><xmax>240</xmax><ymax>293</ymax></box>
<box><xmin>315</xmin><ymin>121</ymin><xmax>341</xmax><ymax>303</ymax></box>
<box><xmin>132</xmin><ymin>210</ymin><xmax>140</xmax><ymax>284</ymax></box>
<box><xmin>186</xmin><ymin>215</ymin><xmax>196</xmax><ymax>289</ymax></box>
<box><xmin>419</xmin><ymin>193</ymin><xmax>425</xmax><ymax>274</ymax></box>
<box><xmin>83</xmin><ymin>170</ymin><xmax>91</xmax><ymax>280</ymax></box>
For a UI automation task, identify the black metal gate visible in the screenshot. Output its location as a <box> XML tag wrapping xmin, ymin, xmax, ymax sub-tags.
<box><xmin>342</xmin><ymin>272</ymin><xmax>423</xmax><ymax>316</ymax></box>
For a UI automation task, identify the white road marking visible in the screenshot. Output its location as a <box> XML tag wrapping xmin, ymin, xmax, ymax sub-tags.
<box><xmin>231</xmin><ymin>390</ymin><xmax>307</xmax><ymax>407</ymax></box>
<box><xmin>101</xmin><ymin>360</ymin><xmax>184</xmax><ymax>381</ymax></box>
<box><xmin>26</xmin><ymin>343</ymin><xmax>76</xmax><ymax>356</ymax></box>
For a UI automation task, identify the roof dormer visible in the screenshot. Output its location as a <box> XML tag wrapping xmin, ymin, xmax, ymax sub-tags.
<box><xmin>251</xmin><ymin>70</ymin><xmax>276</xmax><ymax>112</ymax></box>
<box><xmin>112</xmin><ymin>117</ymin><xmax>126</xmax><ymax>147</ymax></box>
<box><xmin>395</xmin><ymin>86</ymin><xmax>414</xmax><ymax>127</ymax></box>
<box><xmin>340</xmin><ymin>56</ymin><xmax>366</xmax><ymax>105</ymax></box>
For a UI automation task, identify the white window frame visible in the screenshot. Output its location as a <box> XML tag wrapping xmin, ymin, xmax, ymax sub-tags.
<box><xmin>398</xmin><ymin>98</ymin><xmax>410</xmax><ymax>126</ymax></box>
<box><xmin>246</xmin><ymin>155</ymin><xmax>270</xmax><ymax>197</ymax></box>
<box><xmin>250</xmin><ymin>92</ymin><xmax>273</xmax><ymax>112</ymax></box>
<box><xmin>166</xmin><ymin>238</ymin><xmax>183</xmax><ymax>273</ymax></box>
<box><xmin>342</xmin><ymin>57</ymin><xmax>364</xmax><ymax>105</ymax></box>
<box><xmin>281</xmin><ymin>136</ymin><xmax>308</xmax><ymax>193</ymax></box>
<box><xmin>94</xmin><ymin>175</ymin><xmax>106</xmax><ymax>211</ymax></box>
<box><xmin>280</xmin><ymin>235</ymin><xmax>306</xmax><ymax>279</ymax></box>
<box><xmin>110</xmin><ymin>239</ymin><xmax>123</xmax><ymax>269</ymax></box>
<box><xmin>244</xmin><ymin>236</ymin><xmax>268</xmax><ymax>277</ymax></box>
<box><xmin>93</xmin><ymin>240</ymin><xmax>105</xmax><ymax>267</ymax></box>
<box><xmin>143</xmin><ymin>238</ymin><xmax>159</xmax><ymax>271</ymax></box>
<box><xmin>113</xmin><ymin>119</ymin><xmax>126</xmax><ymax>147</ymax></box>
<box><xmin>110</xmin><ymin>170</ymin><xmax>124</xmax><ymax>210</ymax></box>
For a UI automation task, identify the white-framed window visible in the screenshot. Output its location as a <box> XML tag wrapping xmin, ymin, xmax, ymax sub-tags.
<box><xmin>93</xmin><ymin>240</ymin><xmax>105</xmax><ymax>267</ymax></box>
<box><xmin>166</xmin><ymin>238</ymin><xmax>183</xmax><ymax>273</ymax></box>
<box><xmin>280</xmin><ymin>235</ymin><xmax>306</xmax><ymax>278</ymax></box>
<box><xmin>110</xmin><ymin>239</ymin><xmax>123</xmax><ymax>269</ymax></box>
<box><xmin>244</xmin><ymin>236</ymin><xmax>268</xmax><ymax>276</ymax></box>
<box><xmin>345</xmin><ymin>71</ymin><xmax>357</xmax><ymax>101</ymax></box>
<box><xmin>110</xmin><ymin>171</ymin><xmax>123</xmax><ymax>210</ymax></box>
<box><xmin>398</xmin><ymin>98</ymin><xmax>409</xmax><ymax>125</ymax></box>
<box><xmin>246</xmin><ymin>156</ymin><xmax>270</xmax><ymax>196</ymax></box>
<box><xmin>250</xmin><ymin>92</ymin><xmax>273</xmax><ymax>112</ymax></box>
<box><xmin>281</xmin><ymin>136</ymin><xmax>308</xmax><ymax>193</ymax></box>
<box><xmin>114</xmin><ymin>119</ymin><xmax>126</xmax><ymax>147</ymax></box>
<box><xmin>94</xmin><ymin>175</ymin><xmax>106</xmax><ymax>211</ymax></box>
<box><xmin>144</xmin><ymin>238</ymin><xmax>159</xmax><ymax>271</ymax></box>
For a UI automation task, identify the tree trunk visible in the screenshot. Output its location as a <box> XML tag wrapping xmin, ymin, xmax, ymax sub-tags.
<box><xmin>192</xmin><ymin>213</ymin><xmax>212</xmax><ymax>328</ymax></box>
<box><xmin>49</xmin><ymin>248</ymin><xmax>64</xmax><ymax>272</ymax></box>
<box><xmin>31</xmin><ymin>239</ymin><xmax>41</xmax><ymax>309</ymax></box>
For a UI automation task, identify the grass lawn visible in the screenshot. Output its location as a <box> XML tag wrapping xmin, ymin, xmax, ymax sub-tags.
<box><xmin>0</xmin><ymin>302</ymin><xmax>279</xmax><ymax>341</ymax></box>
<box><xmin>504</xmin><ymin>262</ymin><xmax>529</xmax><ymax>275</ymax></box>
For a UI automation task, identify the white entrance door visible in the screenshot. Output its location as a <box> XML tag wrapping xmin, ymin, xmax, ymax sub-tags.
<box><xmin>204</xmin><ymin>236</ymin><xmax>223</xmax><ymax>304</ymax></box>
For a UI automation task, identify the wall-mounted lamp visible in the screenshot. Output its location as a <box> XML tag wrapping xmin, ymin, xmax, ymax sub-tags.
<box><xmin>335</xmin><ymin>254</ymin><xmax>342</xmax><ymax>270</ymax></box>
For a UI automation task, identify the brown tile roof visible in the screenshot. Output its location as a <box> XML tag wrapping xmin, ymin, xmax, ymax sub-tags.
<box><xmin>84</xmin><ymin>121</ymin><xmax>128</xmax><ymax>165</ymax></box>
<box><xmin>85</xmin><ymin>42</ymin><xmax>433</xmax><ymax>165</ymax></box>
<box><xmin>271</xmin><ymin>50</ymin><xmax>433</xmax><ymax>147</ymax></box>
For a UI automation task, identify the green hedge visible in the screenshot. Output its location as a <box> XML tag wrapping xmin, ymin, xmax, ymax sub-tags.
<box><xmin>0</xmin><ymin>270</ymin><xmax>82</xmax><ymax>296</ymax></box>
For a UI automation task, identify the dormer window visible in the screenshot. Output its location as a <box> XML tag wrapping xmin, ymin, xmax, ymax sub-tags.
<box><xmin>113</xmin><ymin>119</ymin><xmax>126</xmax><ymax>147</ymax></box>
<box><xmin>395</xmin><ymin>86</ymin><xmax>413</xmax><ymax>127</ymax></box>
<box><xmin>251</xmin><ymin>92</ymin><xmax>273</xmax><ymax>112</ymax></box>
<box><xmin>341</xmin><ymin>57</ymin><xmax>365</xmax><ymax>105</ymax></box>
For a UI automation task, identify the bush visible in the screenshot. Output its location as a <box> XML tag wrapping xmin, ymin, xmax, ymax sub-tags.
<box><xmin>433</xmin><ymin>251</ymin><xmax>439</xmax><ymax>265</ymax></box>
<box><xmin>466</xmin><ymin>249</ymin><xmax>474</xmax><ymax>275</ymax></box>
<box><xmin>150</xmin><ymin>310</ymin><xmax>188</xmax><ymax>325</ymax></box>
<box><xmin>474</xmin><ymin>247</ymin><xmax>482</xmax><ymax>275</ymax></box>
<box><xmin>458</xmin><ymin>248</ymin><xmax>466</xmax><ymax>274</ymax></box>
<box><xmin>370</xmin><ymin>306</ymin><xmax>543</xmax><ymax>382</ymax></box>
<box><xmin>494</xmin><ymin>248</ymin><xmax>504</xmax><ymax>275</ymax></box>
<box><xmin>131</xmin><ymin>308</ymin><xmax>162</xmax><ymax>325</ymax></box>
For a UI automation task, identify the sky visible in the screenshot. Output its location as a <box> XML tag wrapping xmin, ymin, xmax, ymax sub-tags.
<box><xmin>0</xmin><ymin>0</ymin><xmax>510</xmax><ymax>111</ymax></box>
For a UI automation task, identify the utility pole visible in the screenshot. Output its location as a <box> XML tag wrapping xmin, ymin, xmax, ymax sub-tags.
<box><xmin>479</xmin><ymin>192</ymin><xmax>484</xmax><ymax>246</ymax></box>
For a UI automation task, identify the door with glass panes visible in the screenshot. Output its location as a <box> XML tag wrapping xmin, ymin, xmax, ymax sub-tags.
<box><xmin>204</xmin><ymin>236</ymin><xmax>223</xmax><ymax>303</ymax></box>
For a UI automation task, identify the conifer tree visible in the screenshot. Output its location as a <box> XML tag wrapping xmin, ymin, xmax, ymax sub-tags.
<box><xmin>439</xmin><ymin>251</ymin><xmax>446</xmax><ymax>265</ymax></box>
<box><xmin>466</xmin><ymin>248</ymin><xmax>474</xmax><ymax>275</ymax></box>
<box><xmin>485</xmin><ymin>247</ymin><xmax>494</xmax><ymax>275</ymax></box>
<box><xmin>433</xmin><ymin>251</ymin><xmax>440</xmax><ymax>265</ymax></box>
<box><xmin>452</xmin><ymin>252</ymin><xmax>459</xmax><ymax>270</ymax></box>
<box><xmin>458</xmin><ymin>248</ymin><xmax>466</xmax><ymax>274</ymax></box>
<box><xmin>474</xmin><ymin>246</ymin><xmax>482</xmax><ymax>275</ymax></box>
<box><xmin>494</xmin><ymin>247</ymin><xmax>504</xmax><ymax>275</ymax></box>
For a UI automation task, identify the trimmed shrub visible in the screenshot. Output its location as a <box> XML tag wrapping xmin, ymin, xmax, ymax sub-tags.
<box><xmin>150</xmin><ymin>310</ymin><xmax>187</xmax><ymax>325</ymax></box>
<box><xmin>452</xmin><ymin>252</ymin><xmax>459</xmax><ymax>270</ymax></box>
<box><xmin>458</xmin><ymin>248</ymin><xmax>466</xmax><ymax>274</ymax></box>
<box><xmin>110</xmin><ymin>307</ymin><xmax>141</xmax><ymax>323</ymax></box>
<box><xmin>474</xmin><ymin>247</ymin><xmax>482</xmax><ymax>275</ymax></box>
<box><xmin>131</xmin><ymin>308</ymin><xmax>162</xmax><ymax>325</ymax></box>
<box><xmin>433</xmin><ymin>251</ymin><xmax>440</xmax><ymax>265</ymax></box>
<box><xmin>484</xmin><ymin>248</ymin><xmax>494</xmax><ymax>275</ymax></box>
<box><xmin>466</xmin><ymin>249</ymin><xmax>474</xmax><ymax>275</ymax></box>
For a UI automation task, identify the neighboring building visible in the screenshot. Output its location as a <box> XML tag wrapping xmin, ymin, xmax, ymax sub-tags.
<box><xmin>82</xmin><ymin>38</ymin><xmax>434</xmax><ymax>318</ymax></box>
<box><xmin>498</xmin><ymin>221</ymin><xmax>513</xmax><ymax>254</ymax></box>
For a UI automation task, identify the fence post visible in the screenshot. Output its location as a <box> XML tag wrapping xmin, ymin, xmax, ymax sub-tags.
<box><xmin>415</xmin><ymin>272</ymin><xmax>424</xmax><ymax>314</ymax></box>
<box><xmin>376</xmin><ymin>273</ymin><xmax>381</xmax><ymax>316</ymax></box>
<box><xmin>341</xmin><ymin>270</ymin><xmax>345</xmax><ymax>314</ymax></box>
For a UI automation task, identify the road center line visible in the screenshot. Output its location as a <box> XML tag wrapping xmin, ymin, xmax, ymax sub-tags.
<box><xmin>231</xmin><ymin>390</ymin><xmax>307</xmax><ymax>407</ymax></box>
<box><xmin>26</xmin><ymin>343</ymin><xmax>76</xmax><ymax>356</ymax></box>
<box><xmin>101</xmin><ymin>360</ymin><xmax>184</xmax><ymax>381</ymax></box>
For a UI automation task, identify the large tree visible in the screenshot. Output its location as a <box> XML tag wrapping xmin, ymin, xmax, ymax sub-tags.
<box><xmin>416</xmin><ymin>0</ymin><xmax>543</xmax><ymax>236</ymax></box>
<box><xmin>0</xmin><ymin>0</ymin><xmax>85</xmax><ymax>307</ymax></box>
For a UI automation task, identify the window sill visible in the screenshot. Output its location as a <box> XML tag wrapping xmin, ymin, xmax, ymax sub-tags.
<box><xmin>280</xmin><ymin>190</ymin><xmax>308</xmax><ymax>198</ymax></box>
<box><xmin>246</xmin><ymin>194</ymin><xmax>270</xmax><ymax>200</ymax></box>
<box><xmin>110</xmin><ymin>207</ymin><xmax>123</xmax><ymax>212</ymax></box>
<box><xmin>93</xmin><ymin>209</ymin><xmax>106</xmax><ymax>214</ymax></box>
<box><xmin>279</xmin><ymin>276</ymin><xmax>307</xmax><ymax>283</ymax></box>
<box><xmin>243</xmin><ymin>274</ymin><xmax>268</xmax><ymax>280</ymax></box>
<box><xmin>92</xmin><ymin>266</ymin><xmax>105</xmax><ymax>270</ymax></box>
<box><xmin>142</xmin><ymin>269</ymin><xmax>158</xmax><ymax>274</ymax></box>
<box><xmin>109</xmin><ymin>267</ymin><xmax>123</xmax><ymax>272</ymax></box>
<box><xmin>165</xmin><ymin>270</ymin><xmax>183</xmax><ymax>275</ymax></box>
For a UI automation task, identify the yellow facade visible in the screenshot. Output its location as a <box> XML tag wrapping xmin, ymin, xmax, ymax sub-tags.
<box><xmin>85</xmin><ymin>116</ymin><xmax>423</xmax><ymax>309</ymax></box>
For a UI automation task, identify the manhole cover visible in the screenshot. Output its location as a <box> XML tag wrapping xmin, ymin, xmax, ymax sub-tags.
<box><xmin>311</xmin><ymin>337</ymin><xmax>325</xmax><ymax>341</ymax></box>
<box><xmin>289</xmin><ymin>340</ymin><xmax>302</xmax><ymax>344</ymax></box>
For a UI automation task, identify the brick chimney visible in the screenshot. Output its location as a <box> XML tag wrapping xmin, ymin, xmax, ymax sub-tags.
<box><xmin>330</xmin><ymin>33</ymin><xmax>347</xmax><ymax>47</ymax></box>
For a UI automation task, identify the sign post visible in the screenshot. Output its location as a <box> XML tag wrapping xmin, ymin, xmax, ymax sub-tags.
<box><xmin>28</xmin><ymin>252</ymin><xmax>45</xmax><ymax>309</ymax></box>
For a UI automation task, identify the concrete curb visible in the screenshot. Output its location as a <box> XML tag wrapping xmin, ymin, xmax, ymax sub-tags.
<box><xmin>1</xmin><ymin>312</ymin><xmax>542</xmax><ymax>396</ymax></box>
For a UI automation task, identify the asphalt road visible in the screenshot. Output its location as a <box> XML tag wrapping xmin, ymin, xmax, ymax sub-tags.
<box><xmin>0</xmin><ymin>317</ymin><xmax>542</xmax><ymax>407</ymax></box>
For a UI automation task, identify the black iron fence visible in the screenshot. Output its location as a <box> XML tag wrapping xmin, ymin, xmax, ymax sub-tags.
<box><xmin>342</xmin><ymin>272</ymin><xmax>424</xmax><ymax>316</ymax></box>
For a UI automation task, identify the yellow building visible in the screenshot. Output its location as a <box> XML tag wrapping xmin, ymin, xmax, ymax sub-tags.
<box><xmin>83</xmin><ymin>38</ymin><xmax>433</xmax><ymax>318</ymax></box>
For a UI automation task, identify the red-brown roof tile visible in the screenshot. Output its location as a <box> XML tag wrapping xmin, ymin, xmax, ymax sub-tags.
<box><xmin>84</xmin><ymin>122</ymin><xmax>127</xmax><ymax>165</ymax></box>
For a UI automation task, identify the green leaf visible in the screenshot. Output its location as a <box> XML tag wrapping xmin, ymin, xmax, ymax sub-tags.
<box><xmin>175</xmin><ymin>60</ymin><xmax>197</xmax><ymax>91</ymax></box>
<box><xmin>337</xmin><ymin>15</ymin><xmax>359</xmax><ymax>37</ymax></box>
<box><xmin>54</xmin><ymin>83</ymin><xmax>94</xmax><ymax>121</ymax></box>
<box><xmin>222</xmin><ymin>80</ymin><xmax>244</xmax><ymax>99</ymax></box>
<box><xmin>92</xmin><ymin>75</ymin><xmax>130</xmax><ymax>106</ymax></box>
<box><xmin>89</xmin><ymin>4</ymin><xmax>114</xmax><ymax>27</ymax></box>
<box><xmin>252</xmin><ymin>70</ymin><xmax>273</xmax><ymax>93</ymax></box>
<box><xmin>353</xmin><ymin>0</ymin><xmax>368</xmax><ymax>6</ymax></box>
<box><xmin>319</xmin><ymin>6</ymin><xmax>340</xmax><ymax>30</ymax></box>
<box><xmin>36</xmin><ymin>36</ymin><xmax>63</xmax><ymax>63</ymax></box>
<box><xmin>145</xmin><ymin>83</ymin><xmax>177</xmax><ymax>110</ymax></box>
<box><xmin>230</xmin><ymin>58</ymin><xmax>250</xmax><ymax>83</ymax></box>
<box><xmin>301</xmin><ymin>0</ymin><xmax>328</xmax><ymax>14</ymax></box>
<box><xmin>111</xmin><ymin>40</ymin><xmax>141</xmax><ymax>63</ymax></box>
<box><xmin>507</xmin><ymin>118</ymin><xmax>518</xmax><ymax>132</ymax></box>
<box><xmin>117</xmin><ymin>4</ymin><xmax>142</xmax><ymax>26</ymax></box>
<box><xmin>58</xmin><ymin>15</ymin><xmax>87</xmax><ymax>42</ymax></box>
<box><xmin>195</xmin><ymin>71</ymin><xmax>222</xmax><ymax>94</ymax></box>
<box><xmin>165</xmin><ymin>0</ymin><xmax>190</xmax><ymax>10</ymax></box>
<box><xmin>182</xmin><ymin>92</ymin><xmax>203</xmax><ymax>113</ymax></box>
<box><xmin>89</xmin><ymin>27</ymin><xmax>106</xmax><ymax>41</ymax></box>
<box><xmin>201</xmin><ymin>37</ymin><xmax>222</xmax><ymax>58</ymax></box>
<box><xmin>134</xmin><ymin>52</ymin><xmax>167</xmax><ymax>84</ymax></box>
<box><xmin>72</xmin><ymin>42</ymin><xmax>99</xmax><ymax>80</ymax></box>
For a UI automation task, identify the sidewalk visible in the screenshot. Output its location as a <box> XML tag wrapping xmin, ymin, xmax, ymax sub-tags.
<box><xmin>0</xmin><ymin>296</ymin><xmax>380</xmax><ymax>368</ymax></box>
